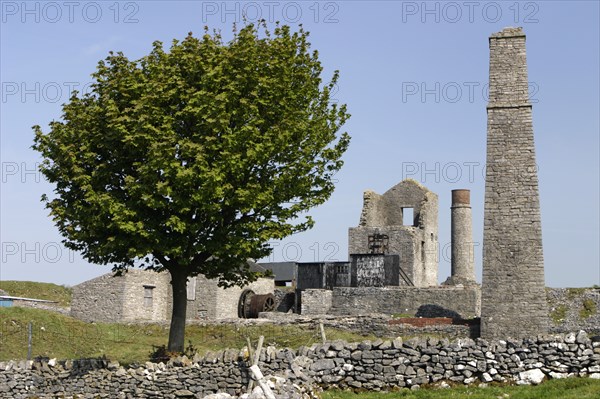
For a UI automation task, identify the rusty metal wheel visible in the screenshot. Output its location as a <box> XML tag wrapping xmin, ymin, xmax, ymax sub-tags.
<box><xmin>238</xmin><ymin>289</ymin><xmax>255</xmax><ymax>318</ymax></box>
<box><xmin>246</xmin><ymin>293</ymin><xmax>276</xmax><ymax>318</ymax></box>
<box><xmin>262</xmin><ymin>295</ymin><xmax>275</xmax><ymax>312</ymax></box>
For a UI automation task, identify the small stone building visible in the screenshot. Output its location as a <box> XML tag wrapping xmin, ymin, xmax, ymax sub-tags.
<box><xmin>71</xmin><ymin>267</ymin><xmax>274</xmax><ymax>323</ymax></box>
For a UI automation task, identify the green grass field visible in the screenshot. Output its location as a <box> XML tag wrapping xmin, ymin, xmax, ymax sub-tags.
<box><xmin>0</xmin><ymin>306</ymin><xmax>381</xmax><ymax>364</ymax></box>
<box><xmin>0</xmin><ymin>281</ymin><xmax>396</xmax><ymax>364</ymax></box>
<box><xmin>0</xmin><ymin>280</ymin><xmax>72</xmax><ymax>306</ymax></box>
<box><xmin>320</xmin><ymin>378</ymin><xmax>600</xmax><ymax>399</ymax></box>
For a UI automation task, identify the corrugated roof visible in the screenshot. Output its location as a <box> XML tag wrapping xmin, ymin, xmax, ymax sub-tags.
<box><xmin>0</xmin><ymin>295</ymin><xmax>57</xmax><ymax>303</ymax></box>
<box><xmin>258</xmin><ymin>262</ymin><xmax>296</xmax><ymax>281</ymax></box>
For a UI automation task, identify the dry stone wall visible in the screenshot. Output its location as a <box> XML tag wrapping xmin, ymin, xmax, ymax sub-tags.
<box><xmin>547</xmin><ymin>288</ymin><xmax>600</xmax><ymax>334</ymax></box>
<box><xmin>257</xmin><ymin>312</ymin><xmax>475</xmax><ymax>340</ymax></box>
<box><xmin>11</xmin><ymin>301</ymin><xmax>71</xmax><ymax>316</ymax></box>
<box><xmin>1</xmin><ymin>332</ymin><xmax>599</xmax><ymax>398</ymax></box>
<box><xmin>301</xmin><ymin>289</ymin><xmax>332</xmax><ymax>315</ymax></box>
<box><xmin>247</xmin><ymin>287</ymin><xmax>598</xmax><ymax>341</ymax></box>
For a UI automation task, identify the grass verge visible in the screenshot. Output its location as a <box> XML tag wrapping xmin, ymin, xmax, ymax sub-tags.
<box><xmin>0</xmin><ymin>281</ymin><xmax>72</xmax><ymax>307</ymax></box>
<box><xmin>319</xmin><ymin>378</ymin><xmax>600</xmax><ymax>399</ymax></box>
<box><xmin>0</xmin><ymin>307</ymin><xmax>382</xmax><ymax>365</ymax></box>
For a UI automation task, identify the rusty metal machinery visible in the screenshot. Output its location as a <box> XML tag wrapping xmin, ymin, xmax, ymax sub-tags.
<box><xmin>238</xmin><ymin>290</ymin><xmax>276</xmax><ymax>319</ymax></box>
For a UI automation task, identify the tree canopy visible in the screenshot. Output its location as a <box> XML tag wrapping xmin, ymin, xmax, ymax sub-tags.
<box><xmin>33</xmin><ymin>22</ymin><xmax>350</xmax><ymax>351</ymax></box>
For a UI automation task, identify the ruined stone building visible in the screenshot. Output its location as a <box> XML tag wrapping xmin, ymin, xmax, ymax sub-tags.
<box><xmin>288</xmin><ymin>179</ymin><xmax>480</xmax><ymax>319</ymax></box>
<box><xmin>71</xmin><ymin>265</ymin><xmax>274</xmax><ymax>323</ymax></box>
<box><xmin>291</xmin><ymin>28</ymin><xmax>550</xmax><ymax>342</ymax></box>
<box><xmin>348</xmin><ymin>179</ymin><xmax>439</xmax><ymax>287</ymax></box>
<box><xmin>481</xmin><ymin>27</ymin><xmax>548</xmax><ymax>339</ymax></box>
<box><xmin>292</xmin><ymin>179</ymin><xmax>442</xmax><ymax>296</ymax></box>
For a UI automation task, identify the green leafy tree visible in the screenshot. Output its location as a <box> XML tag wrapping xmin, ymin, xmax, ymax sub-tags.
<box><xmin>33</xmin><ymin>23</ymin><xmax>350</xmax><ymax>352</ymax></box>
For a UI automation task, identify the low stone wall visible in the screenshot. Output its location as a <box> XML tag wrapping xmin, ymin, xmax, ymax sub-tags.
<box><xmin>1</xmin><ymin>331</ymin><xmax>599</xmax><ymax>398</ymax></box>
<box><xmin>390</xmin><ymin>317</ymin><xmax>452</xmax><ymax>327</ymax></box>
<box><xmin>301</xmin><ymin>289</ymin><xmax>332</xmax><ymax>315</ymax></box>
<box><xmin>386</xmin><ymin>322</ymin><xmax>476</xmax><ymax>340</ymax></box>
<box><xmin>257</xmin><ymin>313</ymin><xmax>475</xmax><ymax>340</ymax></box>
<box><xmin>297</xmin><ymin>287</ymin><xmax>600</xmax><ymax>334</ymax></box>
<box><xmin>11</xmin><ymin>301</ymin><xmax>71</xmax><ymax>316</ymax></box>
<box><xmin>329</xmin><ymin>286</ymin><xmax>481</xmax><ymax>319</ymax></box>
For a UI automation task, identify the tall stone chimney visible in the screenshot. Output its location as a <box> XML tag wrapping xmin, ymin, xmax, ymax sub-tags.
<box><xmin>445</xmin><ymin>189</ymin><xmax>476</xmax><ymax>286</ymax></box>
<box><xmin>480</xmin><ymin>27</ymin><xmax>548</xmax><ymax>340</ymax></box>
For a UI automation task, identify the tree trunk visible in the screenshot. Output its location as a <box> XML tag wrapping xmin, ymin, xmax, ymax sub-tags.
<box><xmin>167</xmin><ymin>269</ymin><xmax>188</xmax><ymax>353</ymax></box>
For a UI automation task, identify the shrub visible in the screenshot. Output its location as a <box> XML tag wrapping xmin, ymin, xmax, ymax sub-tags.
<box><xmin>579</xmin><ymin>299</ymin><xmax>597</xmax><ymax>320</ymax></box>
<box><xmin>550</xmin><ymin>305</ymin><xmax>568</xmax><ymax>324</ymax></box>
<box><xmin>149</xmin><ymin>340</ymin><xmax>198</xmax><ymax>362</ymax></box>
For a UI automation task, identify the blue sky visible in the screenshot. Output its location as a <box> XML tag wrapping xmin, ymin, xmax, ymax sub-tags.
<box><xmin>1</xmin><ymin>1</ymin><xmax>598</xmax><ymax>287</ymax></box>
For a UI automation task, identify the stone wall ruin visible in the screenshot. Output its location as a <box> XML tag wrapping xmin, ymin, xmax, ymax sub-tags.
<box><xmin>348</xmin><ymin>179</ymin><xmax>439</xmax><ymax>288</ymax></box>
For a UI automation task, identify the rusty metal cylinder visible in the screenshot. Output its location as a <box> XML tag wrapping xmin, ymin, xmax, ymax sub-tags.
<box><xmin>452</xmin><ymin>189</ymin><xmax>471</xmax><ymax>206</ymax></box>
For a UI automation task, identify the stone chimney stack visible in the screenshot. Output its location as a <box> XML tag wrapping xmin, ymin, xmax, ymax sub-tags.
<box><xmin>480</xmin><ymin>27</ymin><xmax>548</xmax><ymax>340</ymax></box>
<box><xmin>446</xmin><ymin>189</ymin><xmax>476</xmax><ymax>285</ymax></box>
